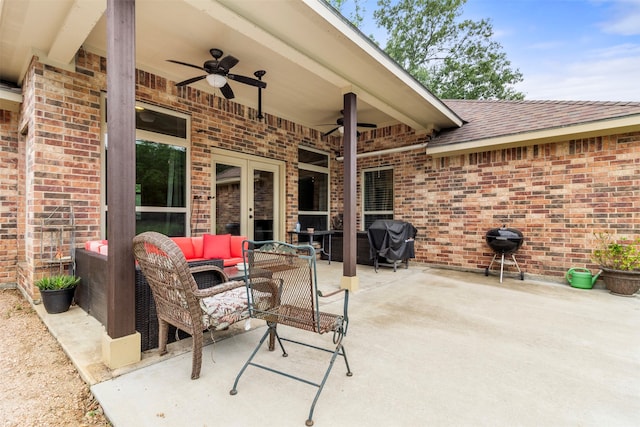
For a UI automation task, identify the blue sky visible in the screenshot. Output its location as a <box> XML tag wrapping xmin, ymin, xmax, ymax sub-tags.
<box><xmin>341</xmin><ymin>0</ymin><xmax>640</xmax><ymax>101</ymax></box>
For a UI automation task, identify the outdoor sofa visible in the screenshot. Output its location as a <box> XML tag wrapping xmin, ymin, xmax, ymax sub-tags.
<box><xmin>75</xmin><ymin>234</ymin><xmax>246</xmax><ymax>351</ymax></box>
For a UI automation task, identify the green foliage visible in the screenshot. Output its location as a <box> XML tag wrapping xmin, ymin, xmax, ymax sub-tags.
<box><xmin>592</xmin><ymin>233</ymin><xmax>640</xmax><ymax>271</ymax></box>
<box><xmin>35</xmin><ymin>275</ymin><xmax>81</xmax><ymax>291</ymax></box>
<box><xmin>369</xmin><ymin>0</ymin><xmax>524</xmax><ymax>100</ymax></box>
<box><xmin>326</xmin><ymin>0</ymin><xmax>366</xmax><ymax>28</ymax></box>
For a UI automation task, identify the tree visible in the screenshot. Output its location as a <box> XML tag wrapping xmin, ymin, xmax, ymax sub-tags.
<box><xmin>329</xmin><ymin>0</ymin><xmax>524</xmax><ymax>100</ymax></box>
<box><xmin>326</xmin><ymin>0</ymin><xmax>366</xmax><ymax>28</ymax></box>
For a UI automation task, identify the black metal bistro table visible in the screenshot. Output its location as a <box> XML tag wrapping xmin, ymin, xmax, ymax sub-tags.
<box><xmin>287</xmin><ymin>230</ymin><xmax>334</xmax><ymax>264</ymax></box>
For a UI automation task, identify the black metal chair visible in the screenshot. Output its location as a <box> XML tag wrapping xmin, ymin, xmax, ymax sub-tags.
<box><xmin>230</xmin><ymin>240</ymin><xmax>352</xmax><ymax>426</ymax></box>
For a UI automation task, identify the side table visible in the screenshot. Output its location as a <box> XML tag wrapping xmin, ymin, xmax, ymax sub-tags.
<box><xmin>287</xmin><ymin>230</ymin><xmax>333</xmax><ymax>264</ymax></box>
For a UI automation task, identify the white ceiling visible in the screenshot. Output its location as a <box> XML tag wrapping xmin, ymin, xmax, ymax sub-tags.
<box><xmin>0</xmin><ymin>0</ymin><xmax>462</xmax><ymax>133</ymax></box>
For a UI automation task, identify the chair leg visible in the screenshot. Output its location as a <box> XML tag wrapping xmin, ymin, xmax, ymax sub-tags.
<box><xmin>230</xmin><ymin>324</ymin><xmax>278</xmax><ymax>395</ymax></box>
<box><xmin>340</xmin><ymin>343</ymin><xmax>352</xmax><ymax>377</ymax></box>
<box><xmin>158</xmin><ymin>319</ymin><xmax>168</xmax><ymax>356</ymax></box>
<box><xmin>268</xmin><ymin>325</ymin><xmax>276</xmax><ymax>351</ymax></box>
<box><xmin>191</xmin><ymin>327</ymin><xmax>203</xmax><ymax>380</ymax></box>
<box><xmin>305</xmin><ymin>336</ymin><xmax>350</xmax><ymax>426</ymax></box>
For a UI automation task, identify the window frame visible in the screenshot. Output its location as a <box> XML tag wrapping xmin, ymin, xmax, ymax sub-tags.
<box><xmin>362</xmin><ymin>166</ymin><xmax>394</xmax><ymax>229</ymax></box>
<box><xmin>100</xmin><ymin>98</ymin><xmax>191</xmax><ymax>237</ymax></box>
<box><xmin>297</xmin><ymin>147</ymin><xmax>330</xmax><ymax>230</ymax></box>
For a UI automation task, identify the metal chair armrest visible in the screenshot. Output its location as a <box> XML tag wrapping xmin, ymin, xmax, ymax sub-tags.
<box><xmin>317</xmin><ymin>288</ymin><xmax>347</xmax><ymax>298</ymax></box>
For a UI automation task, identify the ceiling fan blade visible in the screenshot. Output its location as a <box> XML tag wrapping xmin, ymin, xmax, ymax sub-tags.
<box><xmin>175</xmin><ymin>75</ymin><xmax>207</xmax><ymax>87</ymax></box>
<box><xmin>167</xmin><ymin>59</ymin><xmax>206</xmax><ymax>72</ymax></box>
<box><xmin>356</xmin><ymin>122</ymin><xmax>377</xmax><ymax>128</ymax></box>
<box><xmin>219</xmin><ymin>83</ymin><xmax>235</xmax><ymax>99</ymax></box>
<box><xmin>227</xmin><ymin>73</ymin><xmax>267</xmax><ymax>89</ymax></box>
<box><xmin>323</xmin><ymin>127</ymin><xmax>340</xmax><ymax>137</ymax></box>
<box><xmin>219</xmin><ymin>55</ymin><xmax>239</xmax><ymax>71</ymax></box>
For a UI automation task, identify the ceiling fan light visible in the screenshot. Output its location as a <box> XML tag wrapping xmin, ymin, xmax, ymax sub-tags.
<box><xmin>338</xmin><ymin>126</ymin><xmax>344</xmax><ymax>135</ymax></box>
<box><xmin>206</xmin><ymin>74</ymin><xmax>227</xmax><ymax>88</ymax></box>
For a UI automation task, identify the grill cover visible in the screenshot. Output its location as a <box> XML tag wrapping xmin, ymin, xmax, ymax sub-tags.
<box><xmin>367</xmin><ymin>220</ymin><xmax>417</xmax><ymax>261</ymax></box>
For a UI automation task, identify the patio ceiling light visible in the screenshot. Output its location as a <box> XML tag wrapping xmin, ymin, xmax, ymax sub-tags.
<box><xmin>206</xmin><ymin>74</ymin><xmax>227</xmax><ymax>88</ymax></box>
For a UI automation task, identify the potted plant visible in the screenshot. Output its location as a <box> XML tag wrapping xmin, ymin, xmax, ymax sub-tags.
<box><xmin>35</xmin><ymin>274</ymin><xmax>81</xmax><ymax>313</ymax></box>
<box><xmin>592</xmin><ymin>233</ymin><xmax>640</xmax><ymax>296</ymax></box>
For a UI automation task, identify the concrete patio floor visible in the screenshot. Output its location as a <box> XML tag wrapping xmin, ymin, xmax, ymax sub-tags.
<box><xmin>37</xmin><ymin>262</ymin><xmax>639</xmax><ymax>426</ymax></box>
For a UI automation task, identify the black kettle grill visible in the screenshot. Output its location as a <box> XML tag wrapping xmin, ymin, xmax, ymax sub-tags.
<box><xmin>484</xmin><ymin>225</ymin><xmax>524</xmax><ymax>282</ymax></box>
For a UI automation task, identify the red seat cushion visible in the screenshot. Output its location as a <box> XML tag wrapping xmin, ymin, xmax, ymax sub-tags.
<box><xmin>203</xmin><ymin>234</ymin><xmax>231</xmax><ymax>259</ymax></box>
<box><xmin>223</xmin><ymin>257</ymin><xmax>244</xmax><ymax>267</ymax></box>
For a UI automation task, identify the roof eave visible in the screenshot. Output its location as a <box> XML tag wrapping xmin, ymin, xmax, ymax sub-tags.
<box><xmin>0</xmin><ymin>87</ymin><xmax>22</xmax><ymax>112</ymax></box>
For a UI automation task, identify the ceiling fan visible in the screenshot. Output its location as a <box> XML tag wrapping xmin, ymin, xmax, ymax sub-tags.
<box><xmin>167</xmin><ymin>48</ymin><xmax>266</xmax><ymax>99</ymax></box>
<box><xmin>322</xmin><ymin>113</ymin><xmax>377</xmax><ymax>137</ymax></box>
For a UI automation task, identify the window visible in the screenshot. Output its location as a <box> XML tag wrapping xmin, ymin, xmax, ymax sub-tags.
<box><xmin>363</xmin><ymin>167</ymin><xmax>393</xmax><ymax>229</ymax></box>
<box><xmin>297</xmin><ymin>148</ymin><xmax>329</xmax><ymax>230</ymax></box>
<box><xmin>103</xmin><ymin>100</ymin><xmax>190</xmax><ymax>236</ymax></box>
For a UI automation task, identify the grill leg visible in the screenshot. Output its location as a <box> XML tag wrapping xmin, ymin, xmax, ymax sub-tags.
<box><xmin>500</xmin><ymin>253</ymin><xmax>505</xmax><ymax>283</ymax></box>
<box><xmin>511</xmin><ymin>254</ymin><xmax>524</xmax><ymax>280</ymax></box>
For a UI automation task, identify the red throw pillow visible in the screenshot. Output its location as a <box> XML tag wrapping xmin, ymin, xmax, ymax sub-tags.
<box><xmin>171</xmin><ymin>237</ymin><xmax>195</xmax><ymax>259</ymax></box>
<box><xmin>191</xmin><ymin>236</ymin><xmax>204</xmax><ymax>258</ymax></box>
<box><xmin>230</xmin><ymin>235</ymin><xmax>246</xmax><ymax>258</ymax></box>
<box><xmin>203</xmin><ymin>234</ymin><xmax>231</xmax><ymax>259</ymax></box>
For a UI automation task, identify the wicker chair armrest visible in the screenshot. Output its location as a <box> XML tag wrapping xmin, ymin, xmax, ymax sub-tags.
<box><xmin>192</xmin><ymin>280</ymin><xmax>245</xmax><ymax>299</ymax></box>
<box><xmin>248</xmin><ymin>276</ymin><xmax>280</xmax><ymax>294</ymax></box>
<box><xmin>189</xmin><ymin>264</ymin><xmax>229</xmax><ymax>282</ymax></box>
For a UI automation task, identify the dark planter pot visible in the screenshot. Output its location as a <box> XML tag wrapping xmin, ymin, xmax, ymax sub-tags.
<box><xmin>40</xmin><ymin>286</ymin><xmax>77</xmax><ymax>314</ymax></box>
<box><xmin>601</xmin><ymin>268</ymin><xmax>640</xmax><ymax>296</ymax></box>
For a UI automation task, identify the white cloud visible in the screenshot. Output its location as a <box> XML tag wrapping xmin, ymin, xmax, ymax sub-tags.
<box><xmin>597</xmin><ymin>0</ymin><xmax>640</xmax><ymax>36</ymax></box>
<box><xmin>517</xmin><ymin>52</ymin><xmax>640</xmax><ymax>101</ymax></box>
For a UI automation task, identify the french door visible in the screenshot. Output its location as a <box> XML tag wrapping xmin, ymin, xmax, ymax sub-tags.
<box><xmin>212</xmin><ymin>149</ymin><xmax>283</xmax><ymax>240</ymax></box>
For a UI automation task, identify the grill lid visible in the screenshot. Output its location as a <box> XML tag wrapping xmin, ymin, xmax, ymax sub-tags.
<box><xmin>485</xmin><ymin>225</ymin><xmax>524</xmax><ymax>254</ymax></box>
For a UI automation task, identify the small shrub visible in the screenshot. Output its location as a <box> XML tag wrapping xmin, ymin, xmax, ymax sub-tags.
<box><xmin>35</xmin><ymin>275</ymin><xmax>81</xmax><ymax>290</ymax></box>
<box><xmin>592</xmin><ymin>233</ymin><xmax>640</xmax><ymax>271</ymax></box>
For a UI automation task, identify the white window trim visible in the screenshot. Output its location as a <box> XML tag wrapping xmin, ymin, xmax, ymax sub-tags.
<box><xmin>362</xmin><ymin>166</ymin><xmax>394</xmax><ymax>228</ymax></box>
<box><xmin>100</xmin><ymin>97</ymin><xmax>192</xmax><ymax>237</ymax></box>
<box><xmin>298</xmin><ymin>147</ymin><xmax>330</xmax><ymax>221</ymax></box>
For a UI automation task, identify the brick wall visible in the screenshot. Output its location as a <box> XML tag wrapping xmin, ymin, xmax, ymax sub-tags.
<box><xmin>3</xmin><ymin>50</ymin><xmax>639</xmax><ymax>291</ymax></box>
<box><xmin>0</xmin><ymin>109</ymin><xmax>19</xmax><ymax>286</ymax></box>
<box><xmin>418</xmin><ymin>134</ymin><xmax>640</xmax><ymax>281</ymax></box>
<box><xmin>332</xmin><ymin>127</ymin><xmax>640</xmax><ymax>282</ymax></box>
<box><xmin>5</xmin><ymin>51</ymin><xmax>334</xmax><ymax>290</ymax></box>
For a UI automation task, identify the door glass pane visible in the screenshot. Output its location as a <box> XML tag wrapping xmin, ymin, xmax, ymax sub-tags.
<box><xmin>215</xmin><ymin>163</ymin><xmax>242</xmax><ymax>235</ymax></box>
<box><xmin>253</xmin><ymin>169</ymin><xmax>274</xmax><ymax>241</ymax></box>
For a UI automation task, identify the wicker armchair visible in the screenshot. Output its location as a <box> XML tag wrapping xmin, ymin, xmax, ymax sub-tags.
<box><xmin>132</xmin><ymin>232</ymin><xmax>274</xmax><ymax>380</ymax></box>
<box><xmin>230</xmin><ymin>240</ymin><xmax>352</xmax><ymax>426</ymax></box>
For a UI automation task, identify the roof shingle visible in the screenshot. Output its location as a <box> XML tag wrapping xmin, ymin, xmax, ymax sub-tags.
<box><xmin>430</xmin><ymin>99</ymin><xmax>640</xmax><ymax>147</ymax></box>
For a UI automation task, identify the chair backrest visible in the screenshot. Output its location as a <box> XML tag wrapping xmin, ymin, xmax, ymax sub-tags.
<box><xmin>243</xmin><ymin>240</ymin><xmax>328</xmax><ymax>333</ymax></box>
<box><xmin>132</xmin><ymin>231</ymin><xmax>203</xmax><ymax>333</ymax></box>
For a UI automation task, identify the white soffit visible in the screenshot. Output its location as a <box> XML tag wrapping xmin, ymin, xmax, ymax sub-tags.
<box><xmin>212</xmin><ymin>0</ymin><xmax>462</xmax><ymax>132</ymax></box>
